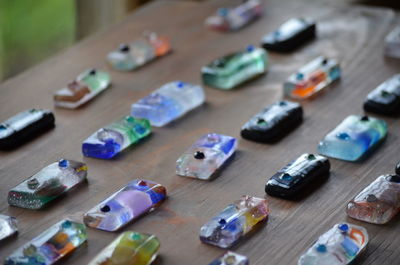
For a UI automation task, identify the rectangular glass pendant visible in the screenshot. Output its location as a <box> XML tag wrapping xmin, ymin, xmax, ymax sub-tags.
<box><xmin>107</xmin><ymin>31</ymin><xmax>170</xmax><ymax>71</ymax></box>
<box><xmin>176</xmin><ymin>133</ymin><xmax>237</xmax><ymax>180</ymax></box>
<box><xmin>298</xmin><ymin>223</ymin><xmax>368</xmax><ymax>265</ymax></box>
<box><xmin>241</xmin><ymin>100</ymin><xmax>303</xmax><ymax>143</ymax></box>
<box><xmin>202</xmin><ymin>45</ymin><xmax>268</xmax><ymax>90</ymax></box>
<box><xmin>8</xmin><ymin>159</ymin><xmax>87</xmax><ymax>210</ymax></box>
<box><xmin>84</xmin><ymin>179</ymin><xmax>166</xmax><ymax>232</ymax></box>
<box><xmin>347</xmin><ymin>174</ymin><xmax>400</xmax><ymax>224</ymax></box>
<box><xmin>0</xmin><ymin>109</ymin><xmax>55</xmax><ymax>150</ymax></box>
<box><xmin>205</xmin><ymin>0</ymin><xmax>262</xmax><ymax>32</ymax></box>
<box><xmin>0</xmin><ymin>214</ymin><xmax>18</xmax><ymax>241</ymax></box>
<box><xmin>54</xmin><ymin>69</ymin><xmax>111</xmax><ymax>109</ymax></box>
<box><xmin>4</xmin><ymin>220</ymin><xmax>87</xmax><ymax>265</ymax></box>
<box><xmin>88</xmin><ymin>231</ymin><xmax>160</xmax><ymax>265</ymax></box>
<box><xmin>384</xmin><ymin>26</ymin><xmax>400</xmax><ymax>59</ymax></box>
<box><xmin>130</xmin><ymin>81</ymin><xmax>205</xmax><ymax>127</ymax></box>
<box><xmin>209</xmin><ymin>251</ymin><xmax>249</xmax><ymax>265</ymax></box>
<box><xmin>363</xmin><ymin>74</ymin><xmax>400</xmax><ymax>115</ymax></box>
<box><xmin>199</xmin><ymin>195</ymin><xmax>269</xmax><ymax>248</ymax></box>
<box><xmin>82</xmin><ymin>116</ymin><xmax>151</xmax><ymax>159</ymax></box>
<box><xmin>261</xmin><ymin>17</ymin><xmax>316</xmax><ymax>52</ymax></box>
<box><xmin>318</xmin><ymin>115</ymin><xmax>387</xmax><ymax>161</ymax></box>
<box><xmin>284</xmin><ymin>56</ymin><xmax>340</xmax><ymax>99</ymax></box>
<box><xmin>265</xmin><ymin>153</ymin><xmax>330</xmax><ymax>198</ymax></box>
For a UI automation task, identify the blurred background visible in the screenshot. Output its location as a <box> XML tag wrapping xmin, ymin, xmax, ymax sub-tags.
<box><xmin>0</xmin><ymin>0</ymin><xmax>398</xmax><ymax>82</ymax></box>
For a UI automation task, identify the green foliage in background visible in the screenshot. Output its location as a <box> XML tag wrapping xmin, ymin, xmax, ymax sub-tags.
<box><xmin>0</xmin><ymin>0</ymin><xmax>76</xmax><ymax>80</ymax></box>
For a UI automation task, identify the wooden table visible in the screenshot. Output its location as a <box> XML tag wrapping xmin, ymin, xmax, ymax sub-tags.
<box><xmin>1</xmin><ymin>0</ymin><xmax>400</xmax><ymax>264</ymax></box>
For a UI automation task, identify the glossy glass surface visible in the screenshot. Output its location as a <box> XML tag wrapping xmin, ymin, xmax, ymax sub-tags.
<box><xmin>84</xmin><ymin>179</ymin><xmax>166</xmax><ymax>232</ymax></box>
<box><xmin>176</xmin><ymin>133</ymin><xmax>237</xmax><ymax>180</ymax></box>
<box><xmin>318</xmin><ymin>115</ymin><xmax>387</xmax><ymax>161</ymax></box>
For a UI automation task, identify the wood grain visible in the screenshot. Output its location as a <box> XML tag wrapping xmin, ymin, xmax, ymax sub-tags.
<box><xmin>1</xmin><ymin>0</ymin><xmax>400</xmax><ymax>264</ymax></box>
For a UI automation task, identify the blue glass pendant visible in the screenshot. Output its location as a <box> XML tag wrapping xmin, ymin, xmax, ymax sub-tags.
<box><xmin>318</xmin><ymin>115</ymin><xmax>387</xmax><ymax>161</ymax></box>
<box><xmin>131</xmin><ymin>81</ymin><xmax>205</xmax><ymax>127</ymax></box>
<box><xmin>82</xmin><ymin>116</ymin><xmax>151</xmax><ymax>159</ymax></box>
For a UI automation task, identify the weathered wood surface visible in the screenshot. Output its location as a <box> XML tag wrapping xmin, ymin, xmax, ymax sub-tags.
<box><xmin>1</xmin><ymin>0</ymin><xmax>400</xmax><ymax>264</ymax></box>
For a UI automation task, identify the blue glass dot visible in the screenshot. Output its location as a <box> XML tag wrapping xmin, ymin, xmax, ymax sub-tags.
<box><xmin>338</xmin><ymin>223</ymin><xmax>349</xmax><ymax>233</ymax></box>
<box><xmin>176</xmin><ymin>81</ymin><xmax>185</xmax><ymax>88</ymax></box>
<box><xmin>135</xmin><ymin>124</ymin><xmax>146</xmax><ymax>135</ymax></box>
<box><xmin>281</xmin><ymin>173</ymin><xmax>293</xmax><ymax>181</ymax></box>
<box><xmin>336</xmin><ymin>132</ymin><xmax>350</xmax><ymax>140</ymax></box>
<box><xmin>246</xmin><ymin>45</ymin><xmax>255</xmax><ymax>52</ymax></box>
<box><xmin>58</xmin><ymin>159</ymin><xmax>69</xmax><ymax>168</ymax></box>
<box><xmin>274</xmin><ymin>31</ymin><xmax>281</xmax><ymax>37</ymax></box>
<box><xmin>0</xmin><ymin>124</ymin><xmax>6</xmax><ymax>130</ymax></box>
<box><xmin>279</xmin><ymin>101</ymin><xmax>287</xmax><ymax>106</ymax></box>
<box><xmin>316</xmin><ymin>244</ymin><xmax>327</xmax><ymax>253</ymax></box>
<box><xmin>62</xmin><ymin>220</ymin><xmax>72</xmax><ymax>229</ymax></box>
<box><xmin>296</xmin><ymin>73</ymin><xmax>304</xmax><ymax>80</ymax></box>
<box><xmin>217</xmin><ymin>8</ymin><xmax>228</xmax><ymax>16</ymax></box>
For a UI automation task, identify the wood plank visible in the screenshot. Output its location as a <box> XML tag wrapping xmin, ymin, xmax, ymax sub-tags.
<box><xmin>1</xmin><ymin>0</ymin><xmax>400</xmax><ymax>264</ymax></box>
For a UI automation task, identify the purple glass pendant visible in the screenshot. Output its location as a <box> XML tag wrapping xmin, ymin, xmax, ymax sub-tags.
<box><xmin>176</xmin><ymin>133</ymin><xmax>237</xmax><ymax>180</ymax></box>
<box><xmin>199</xmin><ymin>195</ymin><xmax>269</xmax><ymax>248</ymax></box>
<box><xmin>84</xmin><ymin>179</ymin><xmax>167</xmax><ymax>232</ymax></box>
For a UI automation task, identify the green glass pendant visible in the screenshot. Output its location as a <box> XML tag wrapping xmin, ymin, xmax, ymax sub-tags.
<box><xmin>202</xmin><ymin>45</ymin><xmax>268</xmax><ymax>90</ymax></box>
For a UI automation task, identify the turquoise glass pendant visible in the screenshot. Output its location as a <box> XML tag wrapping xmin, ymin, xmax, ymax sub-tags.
<box><xmin>318</xmin><ymin>115</ymin><xmax>387</xmax><ymax>161</ymax></box>
<box><xmin>202</xmin><ymin>45</ymin><xmax>268</xmax><ymax>90</ymax></box>
<box><xmin>4</xmin><ymin>220</ymin><xmax>87</xmax><ymax>265</ymax></box>
<box><xmin>131</xmin><ymin>81</ymin><xmax>205</xmax><ymax>127</ymax></box>
<box><xmin>298</xmin><ymin>223</ymin><xmax>368</xmax><ymax>265</ymax></box>
<box><xmin>8</xmin><ymin>159</ymin><xmax>87</xmax><ymax>210</ymax></box>
<box><xmin>284</xmin><ymin>56</ymin><xmax>340</xmax><ymax>99</ymax></box>
<box><xmin>0</xmin><ymin>214</ymin><xmax>18</xmax><ymax>241</ymax></box>
<box><xmin>82</xmin><ymin>116</ymin><xmax>151</xmax><ymax>159</ymax></box>
<box><xmin>84</xmin><ymin>179</ymin><xmax>166</xmax><ymax>232</ymax></box>
<box><xmin>54</xmin><ymin>69</ymin><xmax>111</xmax><ymax>109</ymax></box>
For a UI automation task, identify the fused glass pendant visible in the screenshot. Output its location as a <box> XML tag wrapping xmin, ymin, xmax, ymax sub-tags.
<box><xmin>54</xmin><ymin>69</ymin><xmax>111</xmax><ymax>109</ymax></box>
<box><xmin>107</xmin><ymin>32</ymin><xmax>170</xmax><ymax>71</ymax></box>
<box><xmin>363</xmin><ymin>75</ymin><xmax>400</xmax><ymax>115</ymax></box>
<box><xmin>298</xmin><ymin>223</ymin><xmax>368</xmax><ymax>265</ymax></box>
<box><xmin>199</xmin><ymin>195</ymin><xmax>269</xmax><ymax>248</ymax></box>
<box><xmin>209</xmin><ymin>252</ymin><xmax>249</xmax><ymax>265</ymax></box>
<box><xmin>347</xmin><ymin>175</ymin><xmax>400</xmax><ymax>224</ymax></box>
<box><xmin>84</xmin><ymin>179</ymin><xmax>166</xmax><ymax>232</ymax></box>
<box><xmin>0</xmin><ymin>214</ymin><xmax>18</xmax><ymax>241</ymax></box>
<box><xmin>8</xmin><ymin>159</ymin><xmax>87</xmax><ymax>210</ymax></box>
<box><xmin>130</xmin><ymin>81</ymin><xmax>205</xmax><ymax>127</ymax></box>
<box><xmin>262</xmin><ymin>17</ymin><xmax>316</xmax><ymax>52</ymax></box>
<box><xmin>318</xmin><ymin>115</ymin><xmax>387</xmax><ymax>161</ymax></box>
<box><xmin>284</xmin><ymin>56</ymin><xmax>340</xmax><ymax>99</ymax></box>
<box><xmin>202</xmin><ymin>45</ymin><xmax>268</xmax><ymax>90</ymax></box>
<box><xmin>384</xmin><ymin>26</ymin><xmax>400</xmax><ymax>59</ymax></box>
<box><xmin>205</xmin><ymin>0</ymin><xmax>262</xmax><ymax>32</ymax></box>
<box><xmin>4</xmin><ymin>220</ymin><xmax>87</xmax><ymax>265</ymax></box>
<box><xmin>265</xmin><ymin>153</ymin><xmax>330</xmax><ymax>198</ymax></box>
<box><xmin>82</xmin><ymin>116</ymin><xmax>151</xmax><ymax>159</ymax></box>
<box><xmin>88</xmin><ymin>231</ymin><xmax>160</xmax><ymax>265</ymax></box>
<box><xmin>0</xmin><ymin>109</ymin><xmax>55</xmax><ymax>150</ymax></box>
<box><xmin>176</xmin><ymin>133</ymin><xmax>237</xmax><ymax>180</ymax></box>
<box><xmin>241</xmin><ymin>101</ymin><xmax>303</xmax><ymax>143</ymax></box>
